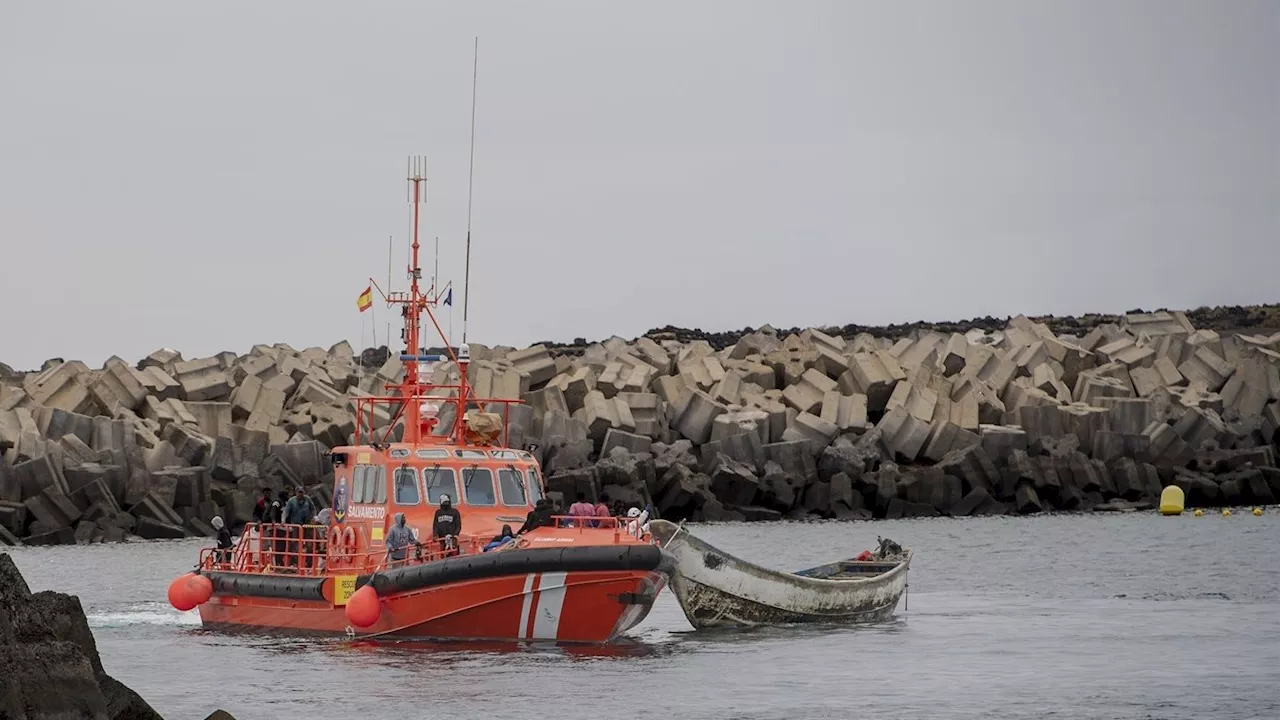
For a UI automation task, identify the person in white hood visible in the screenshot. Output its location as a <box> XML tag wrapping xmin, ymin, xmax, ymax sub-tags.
<box><xmin>625</xmin><ymin>506</ymin><xmax>650</xmax><ymax>537</ymax></box>
<box><xmin>211</xmin><ymin>516</ymin><xmax>233</xmax><ymax>564</ymax></box>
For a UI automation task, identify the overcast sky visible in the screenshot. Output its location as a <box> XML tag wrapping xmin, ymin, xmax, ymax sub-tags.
<box><xmin>2</xmin><ymin>1</ymin><xmax>1277</xmax><ymax>371</ymax></box>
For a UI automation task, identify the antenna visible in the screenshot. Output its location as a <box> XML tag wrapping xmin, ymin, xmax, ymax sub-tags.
<box><xmin>462</xmin><ymin>36</ymin><xmax>478</xmax><ymax>344</ymax></box>
<box><xmin>406</xmin><ymin>155</ymin><xmax>428</xmax><ymax>371</ymax></box>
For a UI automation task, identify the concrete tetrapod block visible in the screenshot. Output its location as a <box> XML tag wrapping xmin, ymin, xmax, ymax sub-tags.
<box><xmin>781</xmin><ymin>368</ymin><xmax>838</xmax><ymax>416</ymax></box>
<box><xmin>88</xmin><ymin>357</ymin><xmax>148</xmax><ymax>414</ymax></box>
<box><xmin>876</xmin><ymin>406</ymin><xmax>931</xmax><ymax>462</ymax></box>
<box><xmin>819</xmin><ymin>391</ymin><xmax>869</xmax><ymax>432</ymax></box>
<box><xmin>615</xmin><ymin>392</ymin><xmax>667</xmax><ymax>440</ymax></box>
<box><xmin>780</xmin><ymin>412</ymin><xmax>838</xmax><ymax>457</ymax></box>
<box><xmin>24</xmin><ymin>362</ymin><xmax>98</xmax><ymax>415</ymax></box>
<box><xmin>1177</xmin><ymin>346</ymin><xmax>1235</xmax><ymax>393</ymax></box>
<box><xmin>672</xmin><ymin>390</ymin><xmax>728</xmax><ymax>446</ymax></box>
<box><xmin>840</xmin><ymin>351</ymin><xmax>905</xmax><ymax>413</ymax></box>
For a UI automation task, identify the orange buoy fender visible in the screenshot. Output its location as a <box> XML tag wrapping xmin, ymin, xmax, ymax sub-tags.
<box><xmin>345</xmin><ymin>584</ymin><xmax>381</xmax><ymax>628</ymax></box>
<box><xmin>168</xmin><ymin>573</ymin><xmax>213</xmax><ymax>611</ymax></box>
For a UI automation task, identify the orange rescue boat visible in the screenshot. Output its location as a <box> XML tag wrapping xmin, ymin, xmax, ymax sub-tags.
<box><xmin>166</xmin><ymin>160</ymin><xmax>670</xmax><ymax>644</ymax></box>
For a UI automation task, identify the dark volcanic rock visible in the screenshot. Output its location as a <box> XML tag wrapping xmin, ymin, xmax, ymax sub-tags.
<box><xmin>0</xmin><ymin>552</ymin><xmax>175</xmax><ymax>719</ymax></box>
<box><xmin>0</xmin><ymin>553</ymin><xmax>242</xmax><ymax>718</ymax></box>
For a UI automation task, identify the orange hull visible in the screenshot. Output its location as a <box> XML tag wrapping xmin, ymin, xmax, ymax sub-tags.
<box><xmin>196</xmin><ymin>551</ymin><xmax>668</xmax><ymax>644</ymax></box>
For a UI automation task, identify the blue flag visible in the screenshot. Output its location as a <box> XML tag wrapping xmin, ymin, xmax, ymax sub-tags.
<box><xmin>443</xmin><ymin>287</ymin><xmax>453</xmax><ymax>307</ymax></box>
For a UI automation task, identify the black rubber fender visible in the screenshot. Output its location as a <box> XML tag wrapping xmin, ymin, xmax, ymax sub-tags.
<box><xmin>207</xmin><ymin>571</ymin><xmax>327</xmax><ymax>602</ymax></box>
<box><xmin>361</xmin><ymin>544</ymin><xmax>667</xmax><ymax>596</ymax></box>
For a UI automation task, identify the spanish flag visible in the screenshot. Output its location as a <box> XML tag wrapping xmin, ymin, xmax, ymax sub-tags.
<box><xmin>356</xmin><ymin>286</ymin><xmax>373</xmax><ymax>313</ymax></box>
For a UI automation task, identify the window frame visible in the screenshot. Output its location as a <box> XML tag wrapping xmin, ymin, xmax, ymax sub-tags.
<box><xmin>373</xmin><ymin>465</ymin><xmax>387</xmax><ymax>504</ymax></box>
<box><xmin>422</xmin><ymin>465</ymin><xmax>459</xmax><ymax>506</ymax></box>
<box><xmin>497</xmin><ymin>467</ymin><xmax>529</xmax><ymax>507</ymax></box>
<box><xmin>461</xmin><ymin>466</ymin><xmax>497</xmax><ymax>507</ymax></box>
<box><xmin>352</xmin><ymin>466</ymin><xmax>368</xmax><ymax>503</ymax></box>
<box><xmin>526</xmin><ymin>468</ymin><xmax>544</xmax><ymax>504</ymax></box>
<box><xmin>392</xmin><ymin>465</ymin><xmax>420</xmax><ymax>506</ymax></box>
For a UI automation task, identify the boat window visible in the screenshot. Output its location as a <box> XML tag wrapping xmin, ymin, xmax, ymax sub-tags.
<box><xmin>497</xmin><ymin>468</ymin><xmax>528</xmax><ymax>506</ymax></box>
<box><xmin>490</xmin><ymin>450</ymin><xmax>518</xmax><ymax>460</ymax></box>
<box><xmin>364</xmin><ymin>465</ymin><xmax>382</xmax><ymax>504</ymax></box>
<box><xmin>389</xmin><ymin>448</ymin><xmax>410</xmax><ymax>459</ymax></box>
<box><xmin>373</xmin><ymin>466</ymin><xmax>387</xmax><ymax>504</ymax></box>
<box><xmin>422</xmin><ymin>466</ymin><xmax>458</xmax><ymax>505</ymax></box>
<box><xmin>416</xmin><ymin>448</ymin><xmax>449</xmax><ymax>459</ymax></box>
<box><xmin>461</xmin><ymin>466</ymin><xmax>496</xmax><ymax>506</ymax></box>
<box><xmin>352</xmin><ymin>466</ymin><xmax>367</xmax><ymax>503</ymax></box>
<box><xmin>526</xmin><ymin>469</ymin><xmax>544</xmax><ymax>504</ymax></box>
<box><xmin>360</xmin><ymin>465</ymin><xmax>375</xmax><ymax>504</ymax></box>
<box><xmin>393</xmin><ymin>466</ymin><xmax>419</xmax><ymax>505</ymax></box>
<box><xmin>455</xmin><ymin>449</ymin><xmax>488</xmax><ymax>459</ymax></box>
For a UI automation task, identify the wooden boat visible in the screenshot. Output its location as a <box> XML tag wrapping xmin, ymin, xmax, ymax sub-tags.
<box><xmin>647</xmin><ymin>519</ymin><xmax>911</xmax><ymax>629</ymax></box>
<box><xmin>165</xmin><ymin>159</ymin><xmax>670</xmax><ymax>644</ymax></box>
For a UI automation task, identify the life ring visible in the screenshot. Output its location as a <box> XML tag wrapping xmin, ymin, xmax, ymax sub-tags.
<box><xmin>329</xmin><ymin>526</ymin><xmax>358</xmax><ymax>564</ymax></box>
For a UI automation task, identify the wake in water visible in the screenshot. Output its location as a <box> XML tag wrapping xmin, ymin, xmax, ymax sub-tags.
<box><xmin>86</xmin><ymin>602</ymin><xmax>202</xmax><ymax>629</ymax></box>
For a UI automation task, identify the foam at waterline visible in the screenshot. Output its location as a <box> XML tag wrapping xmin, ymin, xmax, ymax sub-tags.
<box><xmin>86</xmin><ymin>602</ymin><xmax>202</xmax><ymax>628</ymax></box>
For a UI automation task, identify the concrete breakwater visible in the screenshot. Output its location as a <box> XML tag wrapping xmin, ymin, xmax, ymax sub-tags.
<box><xmin>0</xmin><ymin>552</ymin><xmax>234</xmax><ymax>719</ymax></box>
<box><xmin>2</xmin><ymin>307</ymin><xmax>1280</xmax><ymax>546</ymax></box>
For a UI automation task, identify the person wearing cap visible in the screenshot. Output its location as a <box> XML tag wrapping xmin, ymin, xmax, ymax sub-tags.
<box><xmin>432</xmin><ymin>493</ymin><xmax>462</xmax><ymax>553</ymax></box>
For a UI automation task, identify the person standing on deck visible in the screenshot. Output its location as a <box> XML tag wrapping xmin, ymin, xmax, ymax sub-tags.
<box><xmin>432</xmin><ymin>494</ymin><xmax>462</xmax><ymax>553</ymax></box>
<box><xmin>212</xmin><ymin>516</ymin><xmax>233</xmax><ymax>565</ymax></box>
<box><xmin>252</xmin><ymin>488</ymin><xmax>271</xmax><ymax>525</ymax></box>
<box><xmin>283</xmin><ymin>487</ymin><xmax>315</xmax><ymax>570</ymax></box>
<box><xmin>268</xmin><ymin>490</ymin><xmax>289</xmax><ymax>568</ymax></box>
<box><xmin>385</xmin><ymin>513</ymin><xmax>418</xmax><ymax>567</ymax></box>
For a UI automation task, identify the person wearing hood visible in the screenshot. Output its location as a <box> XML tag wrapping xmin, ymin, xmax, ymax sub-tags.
<box><xmin>385</xmin><ymin>512</ymin><xmax>418</xmax><ymax>567</ymax></box>
<box><xmin>625</xmin><ymin>506</ymin><xmax>651</xmax><ymax>538</ymax></box>
<box><xmin>212</xmin><ymin>516</ymin><xmax>233</xmax><ymax>564</ymax></box>
<box><xmin>517</xmin><ymin>498</ymin><xmax>554</xmax><ymax>535</ymax></box>
<box><xmin>483</xmin><ymin>524</ymin><xmax>515</xmax><ymax>552</ymax></box>
<box><xmin>432</xmin><ymin>494</ymin><xmax>462</xmax><ymax>552</ymax></box>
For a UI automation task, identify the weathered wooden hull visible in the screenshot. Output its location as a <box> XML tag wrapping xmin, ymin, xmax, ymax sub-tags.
<box><xmin>648</xmin><ymin>519</ymin><xmax>911</xmax><ymax>630</ymax></box>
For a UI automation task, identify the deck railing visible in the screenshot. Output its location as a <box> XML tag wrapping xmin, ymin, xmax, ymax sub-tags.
<box><xmin>353</xmin><ymin>392</ymin><xmax>526</xmax><ymax>448</ymax></box>
<box><xmin>197</xmin><ymin>516</ymin><xmax>657</xmax><ymax>578</ymax></box>
<box><xmin>200</xmin><ymin>523</ymin><xmax>500</xmax><ymax>576</ymax></box>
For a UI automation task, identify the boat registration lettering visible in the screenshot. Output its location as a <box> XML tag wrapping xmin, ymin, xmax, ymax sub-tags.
<box><xmin>529</xmin><ymin>537</ymin><xmax>574</xmax><ymax>543</ymax></box>
<box><xmin>333</xmin><ymin>575</ymin><xmax>358</xmax><ymax>606</ymax></box>
<box><xmin>347</xmin><ymin>504</ymin><xmax>386</xmax><ymax>520</ymax></box>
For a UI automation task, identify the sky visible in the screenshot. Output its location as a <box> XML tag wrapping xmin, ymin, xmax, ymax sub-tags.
<box><xmin>1</xmin><ymin>0</ymin><xmax>1278</xmax><ymax>371</ymax></box>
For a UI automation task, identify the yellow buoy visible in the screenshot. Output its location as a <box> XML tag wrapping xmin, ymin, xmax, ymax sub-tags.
<box><xmin>1159</xmin><ymin>485</ymin><xmax>1185</xmax><ymax>516</ymax></box>
<box><xmin>1254</xmin><ymin>507</ymin><xmax>1263</xmax><ymax>516</ymax></box>
<box><xmin>1193</xmin><ymin>509</ymin><xmax>1203</xmax><ymax>517</ymax></box>
<box><xmin>1223</xmin><ymin>508</ymin><xmax>1232</xmax><ymax>517</ymax></box>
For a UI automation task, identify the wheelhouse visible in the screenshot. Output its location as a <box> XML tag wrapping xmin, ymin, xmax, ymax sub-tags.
<box><xmin>330</xmin><ymin>444</ymin><xmax>546</xmax><ymax>541</ymax></box>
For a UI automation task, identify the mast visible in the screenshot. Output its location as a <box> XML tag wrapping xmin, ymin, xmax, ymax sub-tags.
<box><xmin>462</xmin><ymin>36</ymin><xmax>478</xmax><ymax>344</ymax></box>
<box><xmin>382</xmin><ymin>156</ymin><xmax>472</xmax><ymax>447</ymax></box>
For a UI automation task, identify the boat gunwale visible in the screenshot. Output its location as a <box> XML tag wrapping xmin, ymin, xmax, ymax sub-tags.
<box><xmin>648</xmin><ymin>519</ymin><xmax>912</xmax><ymax>591</ymax></box>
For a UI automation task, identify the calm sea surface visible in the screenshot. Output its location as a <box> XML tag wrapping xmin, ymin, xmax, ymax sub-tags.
<box><xmin>7</xmin><ymin>511</ymin><xmax>1279</xmax><ymax>720</ymax></box>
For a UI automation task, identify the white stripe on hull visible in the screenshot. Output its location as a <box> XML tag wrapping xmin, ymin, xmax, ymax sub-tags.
<box><xmin>530</xmin><ymin>571</ymin><xmax>567</xmax><ymax>640</ymax></box>
<box><xmin>516</xmin><ymin>573</ymin><xmax>536</xmax><ymax>640</ymax></box>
